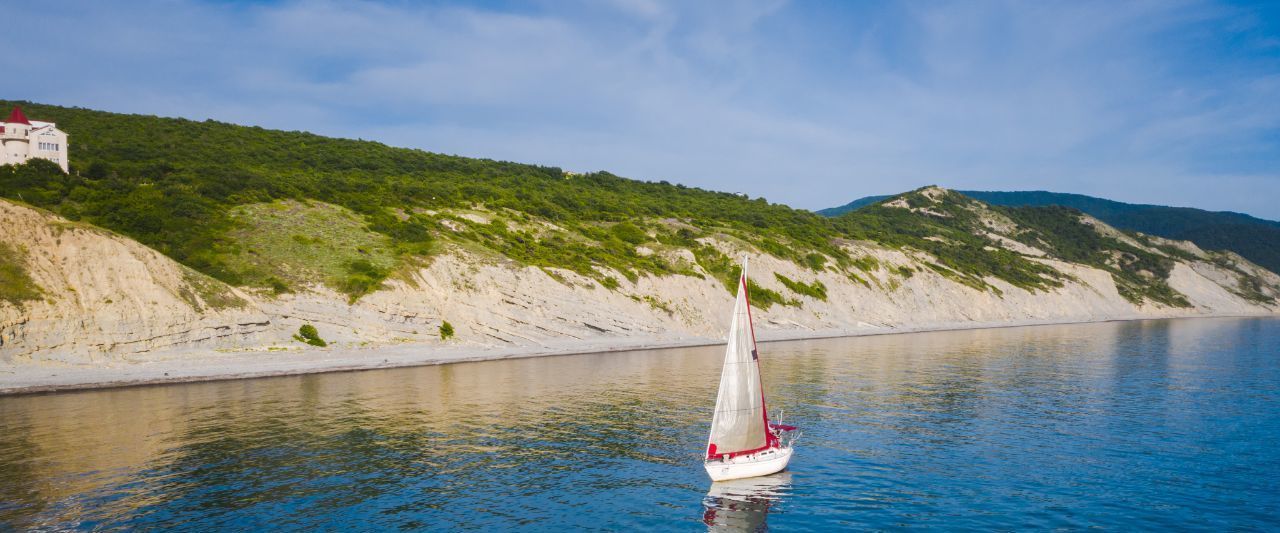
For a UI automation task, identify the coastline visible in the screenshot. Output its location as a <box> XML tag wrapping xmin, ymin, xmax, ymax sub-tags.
<box><xmin>2</xmin><ymin>313</ymin><xmax>1275</xmax><ymax>396</ymax></box>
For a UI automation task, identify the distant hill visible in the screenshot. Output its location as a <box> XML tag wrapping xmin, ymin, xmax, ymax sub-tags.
<box><xmin>820</xmin><ymin>190</ymin><xmax>1280</xmax><ymax>274</ymax></box>
<box><xmin>816</xmin><ymin>195</ymin><xmax>890</xmax><ymax>216</ymax></box>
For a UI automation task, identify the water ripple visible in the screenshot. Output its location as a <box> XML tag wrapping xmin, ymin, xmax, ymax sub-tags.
<box><xmin>2</xmin><ymin>318</ymin><xmax>1279</xmax><ymax>530</ymax></box>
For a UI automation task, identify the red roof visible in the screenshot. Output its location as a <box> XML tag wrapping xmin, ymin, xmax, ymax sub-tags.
<box><xmin>6</xmin><ymin>106</ymin><xmax>32</xmax><ymax>125</ymax></box>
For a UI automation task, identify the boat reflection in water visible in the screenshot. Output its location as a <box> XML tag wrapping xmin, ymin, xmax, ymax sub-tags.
<box><xmin>701</xmin><ymin>472</ymin><xmax>792</xmax><ymax>532</ymax></box>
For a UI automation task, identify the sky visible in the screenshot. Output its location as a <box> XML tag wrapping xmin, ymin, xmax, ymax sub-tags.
<box><xmin>4</xmin><ymin>0</ymin><xmax>1280</xmax><ymax>218</ymax></box>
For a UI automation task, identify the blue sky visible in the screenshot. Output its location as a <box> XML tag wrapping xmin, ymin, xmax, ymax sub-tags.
<box><xmin>4</xmin><ymin>1</ymin><xmax>1279</xmax><ymax>218</ymax></box>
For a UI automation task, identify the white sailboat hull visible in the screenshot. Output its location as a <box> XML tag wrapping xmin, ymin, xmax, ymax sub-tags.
<box><xmin>703</xmin><ymin>446</ymin><xmax>793</xmax><ymax>482</ymax></box>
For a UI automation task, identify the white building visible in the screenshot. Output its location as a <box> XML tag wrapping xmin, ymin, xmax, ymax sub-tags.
<box><xmin>1</xmin><ymin>106</ymin><xmax>69</xmax><ymax>172</ymax></box>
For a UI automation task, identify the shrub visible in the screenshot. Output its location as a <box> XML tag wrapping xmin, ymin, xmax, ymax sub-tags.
<box><xmin>440</xmin><ymin>321</ymin><xmax>455</xmax><ymax>340</ymax></box>
<box><xmin>674</xmin><ymin>228</ymin><xmax>699</xmax><ymax>244</ymax></box>
<box><xmin>745</xmin><ymin>279</ymin><xmax>795</xmax><ymax>310</ymax></box>
<box><xmin>268</xmin><ymin>277</ymin><xmax>291</xmax><ymax>295</ymax></box>
<box><xmin>803</xmin><ymin>253</ymin><xmax>827</xmax><ymax>271</ymax></box>
<box><xmin>340</xmin><ymin>259</ymin><xmax>389</xmax><ymax>302</ymax></box>
<box><xmin>294</xmin><ymin>324</ymin><xmax>327</xmax><ymax>347</ymax></box>
<box><xmin>610</xmin><ymin>221</ymin><xmax>648</xmax><ymax>245</ymax></box>
<box><xmin>850</xmin><ymin>255</ymin><xmax>879</xmax><ymax>272</ymax></box>
<box><xmin>775</xmin><ymin>273</ymin><xmax>828</xmax><ymax>301</ymax></box>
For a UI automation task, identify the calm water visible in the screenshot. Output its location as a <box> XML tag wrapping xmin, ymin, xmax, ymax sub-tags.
<box><xmin>2</xmin><ymin>317</ymin><xmax>1279</xmax><ymax>530</ymax></box>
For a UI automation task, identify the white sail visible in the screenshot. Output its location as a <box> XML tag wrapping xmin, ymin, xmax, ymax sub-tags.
<box><xmin>706</xmin><ymin>263</ymin><xmax>768</xmax><ymax>458</ymax></box>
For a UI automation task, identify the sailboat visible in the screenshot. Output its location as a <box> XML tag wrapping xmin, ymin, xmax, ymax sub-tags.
<box><xmin>704</xmin><ymin>257</ymin><xmax>798</xmax><ymax>482</ymax></box>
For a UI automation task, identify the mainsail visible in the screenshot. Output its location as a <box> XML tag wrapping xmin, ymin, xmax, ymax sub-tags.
<box><xmin>706</xmin><ymin>260</ymin><xmax>777</xmax><ymax>459</ymax></box>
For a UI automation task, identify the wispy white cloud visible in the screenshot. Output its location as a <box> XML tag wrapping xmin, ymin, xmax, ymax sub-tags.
<box><xmin>2</xmin><ymin>0</ymin><xmax>1277</xmax><ymax>217</ymax></box>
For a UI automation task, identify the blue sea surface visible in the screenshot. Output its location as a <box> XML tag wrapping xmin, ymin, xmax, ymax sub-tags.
<box><xmin>2</xmin><ymin>317</ymin><xmax>1278</xmax><ymax>530</ymax></box>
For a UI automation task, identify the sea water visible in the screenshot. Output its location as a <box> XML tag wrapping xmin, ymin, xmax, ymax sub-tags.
<box><xmin>2</xmin><ymin>317</ymin><xmax>1277</xmax><ymax>530</ymax></box>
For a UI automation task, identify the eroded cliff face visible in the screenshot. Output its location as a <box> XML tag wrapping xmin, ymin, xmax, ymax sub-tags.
<box><xmin>0</xmin><ymin>201</ymin><xmax>273</xmax><ymax>363</ymax></box>
<box><xmin>2</xmin><ymin>197</ymin><xmax>1278</xmax><ymax>364</ymax></box>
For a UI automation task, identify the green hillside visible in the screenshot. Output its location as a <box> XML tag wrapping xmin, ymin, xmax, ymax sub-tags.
<box><xmin>0</xmin><ymin>100</ymin><xmax>851</xmax><ymax>303</ymax></box>
<box><xmin>0</xmin><ymin>100</ymin><xmax>1265</xmax><ymax>308</ymax></box>
<box><xmin>822</xmin><ymin>190</ymin><xmax>1280</xmax><ymax>275</ymax></box>
<box><xmin>961</xmin><ymin>191</ymin><xmax>1280</xmax><ymax>276</ymax></box>
<box><xmin>830</xmin><ymin>189</ymin><xmax>1195</xmax><ymax>306</ymax></box>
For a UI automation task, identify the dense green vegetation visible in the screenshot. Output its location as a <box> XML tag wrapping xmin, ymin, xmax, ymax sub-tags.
<box><xmin>440</xmin><ymin>321</ymin><xmax>455</xmax><ymax>340</ymax></box>
<box><xmin>823</xmin><ymin>190</ymin><xmax>1280</xmax><ymax>276</ymax></box>
<box><xmin>294</xmin><ymin>324</ymin><xmax>327</xmax><ymax>347</ymax></box>
<box><xmin>0</xmin><ymin>242</ymin><xmax>43</xmax><ymax>306</ymax></box>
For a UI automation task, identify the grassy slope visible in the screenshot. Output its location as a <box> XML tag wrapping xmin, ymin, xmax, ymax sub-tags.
<box><xmin>223</xmin><ymin>200</ymin><xmax>399</xmax><ymax>299</ymax></box>
<box><xmin>996</xmin><ymin>205</ymin><xmax>1189</xmax><ymax>307</ymax></box>
<box><xmin>0</xmin><ymin>100</ymin><xmax>1265</xmax><ymax>308</ymax></box>
<box><xmin>842</xmin><ymin>189</ymin><xmax>1280</xmax><ymax>307</ymax></box>
<box><xmin>0</xmin><ymin>242</ymin><xmax>43</xmax><ymax>306</ymax></box>
<box><xmin>961</xmin><ymin>191</ymin><xmax>1280</xmax><ymax>276</ymax></box>
<box><xmin>831</xmin><ymin>189</ymin><xmax>1068</xmax><ymax>295</ymax></box>
<box><xmin>822</xmin><ymin>190</ymin><xmax>1280</xmax><ymax>275</ymax></box>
